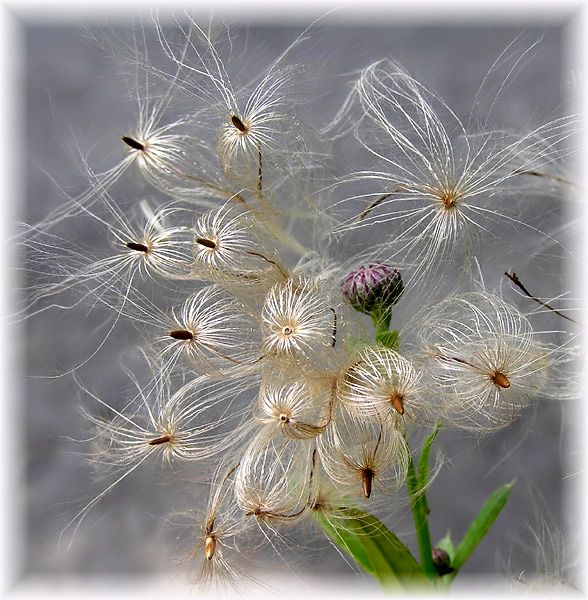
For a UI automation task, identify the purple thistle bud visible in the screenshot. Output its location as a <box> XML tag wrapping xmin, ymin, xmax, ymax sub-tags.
<box><xmin>341</xmin><ymin>264</ymin><xmax>404</xmax><ymax>315</ymax></box>
<box><xmin>432</xmin><ymin>547</ymin><xmax>453</xmax><ymax>576</ymax></box>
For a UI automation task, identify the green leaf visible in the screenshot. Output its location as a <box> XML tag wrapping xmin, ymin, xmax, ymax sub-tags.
<box><xmin>376</xmin><ymin>329</ymin><xmax>399</xmax><ymax>351</ymax></box>
<box><xmin>315</xmin><ymin>508</ymin><xmax>430</xmax><ymax>591</ymax></box>
<box><xmin>417</xmin><ymin>422</ymin><xmax>442</xmax><ymax>494</ymax></box>
<box><xmin>446</xmin><ymin>481</ymin><xmax>515</xmax><ymax>581</ymax></box>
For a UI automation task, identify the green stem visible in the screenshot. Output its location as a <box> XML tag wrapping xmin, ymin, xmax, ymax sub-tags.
<box><xmin>406</xmin><ymin>455</ymin><xmax>436</xmax><ymax>580</ymax></box>
<box><xmin>371</xmin><ymin>307</ymin><xmax>392</xmax><ymax>336</ymax></box>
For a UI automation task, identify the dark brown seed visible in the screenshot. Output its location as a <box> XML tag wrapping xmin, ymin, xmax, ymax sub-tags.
<box><xmin>195</xmin><ymin>237</ymin><xmax>217</xmax><ymax>249</ymax></box>
<box><xmin>126</xmin><ymin>241</ymin><xmax>149</xmax><ymax>253</ymax></box>
<box><xmin>231</xmin><ymin>115</ymin><xmax>247</xmax><ymax>133</ymax></box>
<box><xmin>361</xmin><ymin>468</ymin><xmax>373</xmax><ymax>499</ymax></box>
<box><xmin>169</xmin><ymin>329</ymin><xmax>194</xmax><ymax>340</ymax></box>
<box><xmin>121</xmin><ymin>136</ymin><xmax>145</xmax><ymax>151</ymax></box>
<box><xmin>148</xmin><ymin>435</ymin><xmax>171</xmax><ymax>446</ymax></box>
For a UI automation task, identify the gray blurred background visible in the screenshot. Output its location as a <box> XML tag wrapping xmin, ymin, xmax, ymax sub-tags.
<box><xmin>18</xmin><ymin>7</ymin><xmax>583</xmax><ymax>594</ymax></box>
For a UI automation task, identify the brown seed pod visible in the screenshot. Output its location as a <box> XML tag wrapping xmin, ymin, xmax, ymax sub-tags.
<box><xmin>169</xmin><ymin>329</ymin><xmax>194</xmax><ymax>341</ymax></box>
<box><xmin>148</xmin><ymin>435</ymin><xmax>171</xmax><ymax>446</ymax></box>
<box><xmin>205</xmin><ymin>535</ymin><xmax>216</xmax><ymax>561</ymax></box>
<box><xmin>230</xmin><ymin>115</ymin><xmax>247</xmax><ymax>133</ymax></box>
<box><xmin>126</xmin><ymin>241</ymin><xmax>149</xmax><ymax>253</ymax></box>
<box><xmin>361</xmin><ymin>468</ymin><xmax>373</xmax><ymax>499</ymax></box>
<box><xmin>121</xmin><ymin>136</ymin><xmax>145</xmax><ymax>151</ymax></box>
<box><xmin>492</xmin><ymin>372</ymin><xmax>511</xmax><ymax>389</ymax></box>
<box><xmin>195</xmin><ymin>237</ymin><xmax>217</xmax><ymax>249</ymax></box>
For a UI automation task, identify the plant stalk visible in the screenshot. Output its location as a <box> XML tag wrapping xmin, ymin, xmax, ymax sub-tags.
<box><xmin>406</xmin><ymin>455</ymin><xmax>436</xmax><ymax>580</ymax></box>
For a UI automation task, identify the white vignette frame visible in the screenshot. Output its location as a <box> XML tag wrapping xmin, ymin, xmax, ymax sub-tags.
<box><xmin>0</xmin><ymin>0</ymin><xmax>586</xmax><ymax>599</ymax></box>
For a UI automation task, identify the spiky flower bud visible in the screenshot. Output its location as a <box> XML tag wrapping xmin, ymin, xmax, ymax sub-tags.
<box><xmin>341</xmin><ymin>264</ymin><xmax>403</xmax><ymax>316</ymax></box>
<box><xmin>432</xmin><ymin>547</ymin><xmax>453</xmax><ymax>576</ymax></box>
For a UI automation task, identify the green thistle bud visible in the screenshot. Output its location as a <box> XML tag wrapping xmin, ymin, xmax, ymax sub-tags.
<box><xmin>432</xmin><ymin>547</ymin><xmax>453</xmax><ymax>576</ymax></box>
<box><xmin>341</xmin><ymin>264</ymin><xmax>404</xmax><ymax>315</ymax></box>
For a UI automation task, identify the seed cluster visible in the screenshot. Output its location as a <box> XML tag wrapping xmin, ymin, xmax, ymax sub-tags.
<box><xmin>25</xmin><ymin>21</ymin><xmax>578</xmax><ymax>588</ymax></box>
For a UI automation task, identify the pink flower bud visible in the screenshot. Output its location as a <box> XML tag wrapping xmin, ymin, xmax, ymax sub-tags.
<box><xmin>341</xmin><ymin>264</ymin><xmax>404</xmax><ymax>315</ymax></box>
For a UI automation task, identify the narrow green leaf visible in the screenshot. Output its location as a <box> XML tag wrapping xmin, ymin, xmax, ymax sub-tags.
<box><xmin>447</xmin><ymin>481</ymin><xmax>515</xmax><ymax>581</ymax></box>
<box><xmin>417</xmin><ymin>422</ymin><xmax>442</xmax><ymax>493</ymax></box>
<box><xmin>315</xmin><ymin>508</ymin><xmax>430</xmax><ymax>590</ymax></box>
<box><xmin>376</xmin><ymin>329</ymin><xmax>399</xmax><ymax>351</ymax></box>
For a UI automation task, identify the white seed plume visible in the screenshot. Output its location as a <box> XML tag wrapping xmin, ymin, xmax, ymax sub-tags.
<box><xmin>331</xmin><ymin>59</ymin><xmax>577</xmax><ymax>281</ymax></box>
<box><xmin>261</xmin><ymin>278</ymin><xmax>338</xmax><ymax>364</ymax></box>
<box><xmin>338</xmin><ymin>345</ymin><xmax>429</xmax><ymax>425</ymax></box>
<box><xmin>318</xmin><ymin>403</ymin><xmax>409</xmax><ymax>500</ymax></box>
<box><xmin>193</xmin><ymin>205</ymin><xmax>287</xmax><ymax>285</ymax></box>
<box><xmin>255</xmin><ymin>378</ymin><xmax>329</xmax><ymax>440</ymax></box>
<box><xmin>161</xmin><ymin>285</ymin><xmax>264</xmax><ymax>376</ymax></box>
<box><xmin>235</xmin><ymin>427</ymin><xmax>317</xmax><ymax>524</ymax></box>
<box><xmin>419</xmin><ymin>292</ymin><xmax>552</xmax><ymax>430</ymax></box>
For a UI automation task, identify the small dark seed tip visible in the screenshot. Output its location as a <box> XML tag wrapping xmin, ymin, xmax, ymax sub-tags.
<box><xmin>126</xmin><ymin>241</ymin><xmax>149</xmax><ymax>253</ymax></box>
<box><xmin>390</xmin><ymin>394</ymin><xmax>405</xmax><ymax>416</ymax></box>
<box><xmin>169</xmin><ymin>329</ymin><xmax>194</xmax><ymax>341</ymax></box>
<box><xmin>205</xmin><ymin>536</ymin><xmax>216</xmax><ymax>561</ymax></box>
<box><xmin>493</xmin><ymin>372</ymin><xmax>511</xmax><ymax>389</ymax></box>
<box><xmin>231</xmin><ymin>115</ymin><xmax>247</xmax><ymax>133</ymax></box>
<box><xmin>361</xmin><ymin>468</ymin><xmax>373</xmax><ymax>499</ymax></box>
<box><xmin>148</xmin><ymin>435</ymin><xmax>171</xmax><ymax>446</ymax></box>
<box><xmin>195</xmin><ymin>237</ymin><xmax>217</xmax><ymax>249</ymax></box>
<box><xmin>121</xmin><ymin>136</ymin><xmax>145</xmax><ymax>151</ymax></box>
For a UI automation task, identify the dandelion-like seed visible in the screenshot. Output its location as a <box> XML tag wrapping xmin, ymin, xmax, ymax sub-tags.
<box><xmin>338</xmin><ymin>346</ymin><xmax>429</xmax><ymax>425</ymax></box>
<box><xmin>256</xmin><ymin>378</ymin><xmax>329</xmax><ymax>439</ymax></box>
<box><xmin>161</xmin><ymin>285</ymin><xmax>263</xmax><ymax>375</ymax></box>
<box><xmin>235</xmin><ymin>428</ymin><xmax>317</xmax><ymax>524</ymax></box>
<box><xmin>333</xmin><ymin>59</ymin><xmax>575</xmax><ymax>279</ymax></box>
<box><xmin>318</xmin><ymin>403</ymin><xmax>409</xmax><ymax>500</ymax></box>
<box><xmin>193</xmin><ymin>205</ymin><xmax>287</xmax><ymax>285</ymax></box>
<box><xmin>261</xmin><ymin>278</ymin><xmax>338</xmax><ymax>363</ymax></box>
<box><xmin>420</xmin><ymin>292</ymin><xmax>553</xmax><ymax>430</ymax></box>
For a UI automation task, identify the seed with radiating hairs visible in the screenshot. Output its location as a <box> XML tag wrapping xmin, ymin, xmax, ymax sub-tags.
<box><xmin>361</xmin><ymin>468</ymin><xmax>373</xmax><ymax>499</ymax></box>
<box><xmin>231</xmin><ymin>115</ymin><xmax>247</xmax><ymax>133</ymax></box>
<box><xmin>195</xmin><ymin>237</ymin><xmax>217</xmax><ymax>249</ymax></box>
<box><xmin>121</xmin><ymin>136</ymin><xmax>145</xmax><ymax>151</ymax></box>
<box><xmin>492</xmin><ymin>372</ymin><xmax>511</xmax><ymax>389</ymax></box>
<box><xmin>126</xmin><ymin>241</ymin><xmax>149</xmax><ymax>253</ymax></box>
<box><xmin>148</xmin><ymin>435</ymin><xmax>171</xmax><ymax>446</ymax></box>
<box><xmin>169</xmin><ymin>329</ymin><xmax>194</xmax><ymax>340</ymax></box>
<box><xmin>205</xmin><ymin>535</ymin><xmax>216</xmax><ymax>560</ymax></box>
<box><xmin>390</xmin><ymin>393</ymin><xmax>405</xmax><ymax>415</ymax></box>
